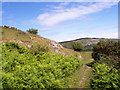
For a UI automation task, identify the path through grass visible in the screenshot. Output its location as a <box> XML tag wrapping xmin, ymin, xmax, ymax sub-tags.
<box><xmin>63</xmin><ymin>51</ymin><xmax>93</xmax><ymax>88</ymax></box>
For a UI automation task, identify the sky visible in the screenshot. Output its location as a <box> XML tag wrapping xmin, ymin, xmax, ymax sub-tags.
<box><xmin>2</xmin><ymin>2</ymin><xmax>118</xmax><ymax>42</ymax></box>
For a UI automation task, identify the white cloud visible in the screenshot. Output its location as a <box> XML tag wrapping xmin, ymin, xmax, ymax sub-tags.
<box><xmin>36</xmin><ymin>2</ymin><xmax>117</xmax><ymax>27</ymax></box>
<box><xmin>37</xmin><ymin>13</ymin><xmax>50</xmax><ymax>21</ymax></box>
<box><xmin>59</xmin><ymin>2</ymin><xmax>70</xmax><ymax>6</ymax></box>
<box><xmin>49</xmin><ymin>24</ymin><xmax>118</xmax><ymax>42</ymax></box>
<box><xmin>53</xmin><ymin>6</ymin><xmax>64</xmax><ymax>9</ymax></box>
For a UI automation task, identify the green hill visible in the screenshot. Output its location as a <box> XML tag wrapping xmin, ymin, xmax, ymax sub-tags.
<box><xmin>1</xmin><ymin>26</ymin><xmax>85</xmax><ymax>89</ymax></box>
<box><xmin>0</xmin><ymin>26</ymin><xmax>81</xmax><ymax>56</ymax></box>
<box><xmin>1</xmin><ymin>26</ymin><xmax>119</xmax><ymax>89</ymax></box>
<box><xmin>59</xmin><ymin>38</ymin><xmax>118</xmax><ymax>51</ymax></box>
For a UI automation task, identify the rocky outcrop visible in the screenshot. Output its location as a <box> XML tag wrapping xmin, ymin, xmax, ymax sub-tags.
<box><xmin>49</xmin><ymin>41</ymin><xmax>63</xmax><ymax>50</ymax></box>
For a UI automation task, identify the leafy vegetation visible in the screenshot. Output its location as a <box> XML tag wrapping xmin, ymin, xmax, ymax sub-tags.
<box><xmin>3</xmin><ymin>25</ymin><xmax>9</xmax><ymax>28</ymax></box>
<box><xmin>84</xmin><ymin>44</ymin><xmax>96</xmax><ymax>51</ymax></box>
<box><xmin>1</xmin><ymin>26</ymin><xmax>120</xmax><ymax>89</ymax></box>
<box><xmin>27</xmin><ymin>28</ymin><xmax>38</xmax><ymax>34</ymax></box>
<box><xmin>92</xmin><ymin>40</ymin><xmax>120</xmax><ymax>69</ymax></box>
<box><xmin>29</xmin><ymin>45</ymin><xmax>49</xmax><ymax>54</ymax></box>
<box><xmin>92</xmin><ymin>41</ymin><xmax>119</xmax><ymax>60</ymax></box>
<box><xmin>2</xmin><ymin>42</ymin><xmax>82</xmax><ymax>89</ymax></box>
<box><xmin>90</xmin><ymin>40</ymin><xmax>120</xmax><ymax>89</ymax></box>
<box><xmin>72</xmin><ymin>42</ymin><xmax>84</xmax><ymax>51</ymax></box>
<box><xmin>5</xmin><ymin>42</ymin><xmax>26</xmax><ymax>53</ymax></box>
<box><xmin>91</xmin><ymin>62</ymin><xmax>120</xmax><ymax>89</ymax></box>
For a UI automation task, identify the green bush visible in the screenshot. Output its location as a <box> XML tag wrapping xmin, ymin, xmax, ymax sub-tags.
<box><xmin>99</xmin><ymin>55</ymin><xmax>120</xmax><ymax>69</ymax></box>
<box><xmin>4</xmin><ymin>25</ymin><xmax>9</xmax><ymax>28</ymax></box>
<box><xmin>27</xmin><ymin>28</ymin><xmax>38</xmax><ymax>34</ymax></box>
<box><xmin>91</xmin><ymin>40</ymin><xmax>120</xmax><ymax>89</ymax></box>
<box><xmin>2</xmin><ymin>42</ymin><xmax>82</xmax><ymax>89</ymax></box>
<box><xmin>92</xmin><ymin>41</ymin><xmax>119</xmax><ymax>60</ymax></box>
<box><xmin>92</xmin><ymin>40</ymin><xmax>120</xmax><ymax>69</ymax></box>
<box><xmin>84</xmin><ymin>44</ymin><xmax>96</xmax><ymax>51</ymax></box>
<box><xmin>5</xmin><ymin>42</ymin><xmax>26</xmax><ymax>53</ymax></box>
<box><xmin>90</xmin><ymin>62</ymin><xmax>120</xmax><ymax>89</ymax></box>
<box><xmin>72</xmin><ymin>42</ymin><xmax>84</xmax><ymax>51</ymax></box>
<box><xmin>29</xmin><ymin>45</ymin><xmax>49</xmax><ymax>54</ymax></box>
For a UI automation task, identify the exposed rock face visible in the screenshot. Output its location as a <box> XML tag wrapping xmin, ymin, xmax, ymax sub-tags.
<box><xmin>85</xmin><ymin>39</ymin><xmax>99</xmax><ymax>45</ymax></box>
<box><xmin>49</xmin><ymin>41</ymin><xmax>63</xmax><ymax>49</ymax></box>
<box><xmin>49</xmin><ymin>41</ymin><xmax>64</xmax><ymax>54</ymax></box>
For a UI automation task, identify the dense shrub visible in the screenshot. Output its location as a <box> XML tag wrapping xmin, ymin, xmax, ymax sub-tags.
<box><xmin>5</xmin><ymin>42</ymin><xmax>26</xmax><ymax>53</ymax></box>
<box><xmin>2</xmin><ymin>42</ymin><xmax>82</xmax><ymax>89</ymax></box>
<box><xmin>4</xmin><ymin>25</ymin><xmax>9</xmax><ymax>28</ymax></box>
<box><xmin>27</xmin><ymin>28</ymin><xmax>38</xmax><ymax>34</ymax></box>
<box><xmin>99</xmin><ymin>55</ymin><xmax>120</xmax><ymax>69</ymax></box>
<box><xmin>29</xmin><ymin>45</ymin><xmax>49</xmax><ymax>54</ymax></box>
<box><xmin>90</xmin><ymin>62</ymin><xmax>120</xmax><ymax>89</ymax></box>
<box><xmin>72</xmin><ymin>42</ymin><xmax>84</xmax><ymax>51</ymax></box>
<box><xmin>92</xmin><ymin>40</ymin><xmax>120</xmax><ymax>69</ymax></box>
<box><xmin>83</xmin><ymin>44</ymin><xmax>96</xmax><ymax>51</ymax></box>
<box><xmin>90</xmin><ymin>40</ymin><xmax>120</xmax><ymax>89</ymax></box>
<box><xmin>92</xmin><ymin>41</ymin><xmax>119</xmax><ymax>60</ymax></box>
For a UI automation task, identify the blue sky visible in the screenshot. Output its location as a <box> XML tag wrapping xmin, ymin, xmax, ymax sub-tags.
<box><xmin>2</xmin><ymin>2</ymin><xmax>118</xmax><ymax>42</ymax></box>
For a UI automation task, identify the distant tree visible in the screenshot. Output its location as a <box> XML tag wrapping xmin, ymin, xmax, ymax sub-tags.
<box><xmin>4</xmin><ymin>25</ymin><xmax>9</xmax><ymax>28</ymax></box>
<box><xmin>72</xmin><ymin>42</ymin><xmax>84</xmax><ymax>51</ymax></box>
<box><xmin>27</xmin><ymin>28</ymin><xmax>38</xmax><ymax>34</ymax></box>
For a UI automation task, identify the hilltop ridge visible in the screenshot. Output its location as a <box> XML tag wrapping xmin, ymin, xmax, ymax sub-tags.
<box><xmin>59</xmin><ymin>37</ymin><xmax>118</xmax><ymax>51</ymax></box>
<box><xmin>0</xmin><ymin>26</ymin><xmax>81</xmax><ymax>56</ymax></box>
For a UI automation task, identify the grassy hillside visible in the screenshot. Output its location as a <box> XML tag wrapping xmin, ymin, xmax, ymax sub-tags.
<box><xmin>2</xmin><ymin>41</ymin><xmax>83</xmax><ymax>89</ymax></box>
<box><xmin>1</xmin><ymin>26</ymin><xmax>87</xmax><ymax>89</ymax></box>
<box><xmin>59</xmin><ymin>38</ymin><xmax>118</xmax><ymax>51</ymax></box>
<box><xmin>1</xmin><ymin>26</ymin><xmax>81</xmax><ymax>56</ymax></box>
<box><xmin>2</xmin><ymin>26</ymin><xmax>119</xmax><ymax>89</ymax></box>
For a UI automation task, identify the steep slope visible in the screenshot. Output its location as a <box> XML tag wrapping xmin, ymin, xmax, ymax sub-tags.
<box><xmin>1</xmin><ymin>26</ymin><xmax>95</xmax><ymax>88</ymax></box>
<box><xmin>0</xmin><ymin>26</ymin><xmax>81</xmax><ymax>56</ymax></box>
